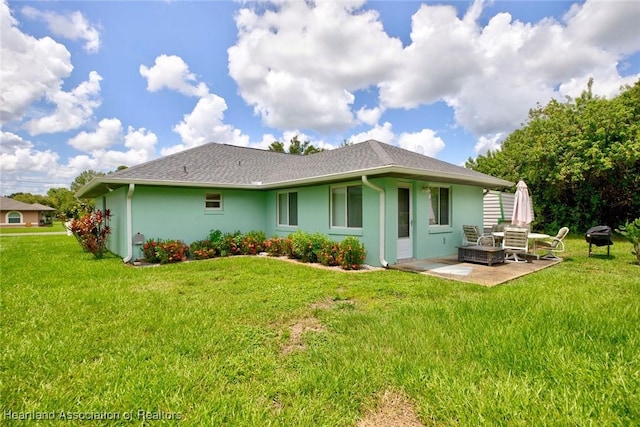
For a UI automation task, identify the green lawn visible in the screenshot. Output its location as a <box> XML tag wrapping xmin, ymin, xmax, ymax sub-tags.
<box><xmin>0</xmin><ymin>222</ymin><xmax>67</xmax><ymax>234</ymax></box>
<box><xmin>1</xmin><ymin>235</ymin><xmax>638</xmax><ymax>425</ymax></box>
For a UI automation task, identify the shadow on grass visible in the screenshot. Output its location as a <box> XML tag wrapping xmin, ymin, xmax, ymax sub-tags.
<box><xmin>588</xmin><ymin>254</ymin><xmax>616</xmax><ymax>260</ymax></box>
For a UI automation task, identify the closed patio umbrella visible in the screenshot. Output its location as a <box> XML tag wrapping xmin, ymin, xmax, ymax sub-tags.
<box><xmin>511</xmin><ymin>180</ymin><xmax>534</xmax><ymax>227</ymax></box>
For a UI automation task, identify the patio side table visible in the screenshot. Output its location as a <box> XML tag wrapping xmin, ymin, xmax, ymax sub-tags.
<box><xmin>457</xmin><ymin>245</ymin><xmax>505</xmax><ymax>266</ymax></box>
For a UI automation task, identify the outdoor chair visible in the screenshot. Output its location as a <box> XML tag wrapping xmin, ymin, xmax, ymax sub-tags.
<box><xmin>536</xmin><ymin>227</ymin><xmax>569</xmax><ymax>260</ymax></box>
<box><xmin>490</xmin><ymin>222</ymin><xmax>512</xmax><ymax>246</ymax></box>
<box><xmin>462</xmin><ymin>225</ymin><xmax>495</xmax><ymax>247</ymax></box>
<box><xmin>502</xmin><ymin>227</ymin><xmax>529</xmax><ymax>262</ymax></box>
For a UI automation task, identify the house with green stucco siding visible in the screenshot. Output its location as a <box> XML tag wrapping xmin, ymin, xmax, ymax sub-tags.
<box><xmin>76</xmin><ymin>140</ymin><xmax>513</xmax><ymax>267</ymax></box>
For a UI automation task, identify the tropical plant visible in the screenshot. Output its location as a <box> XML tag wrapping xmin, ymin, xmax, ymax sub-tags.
<box><xmin>337</xmin><ymin>236</ymin><xmax>367</xmax><ymax>270</ymax></box>
<box><xmin>262</xmin><ymin>237</ymin><xmax>288</xmax><ymax>257</ymax></box>
<box><xmin>142</xmin><ymin>238</ymin><xmax>162</xmax><ymax>263</ymax></box>
<box><xmin>69</xmin><ymin>207</ymin><xmax>111</xmax><ymax>259</ymax></box>
<box><xmin>189</xmin><ymin>240</ymin><xmax>218</xmax><ymax>260</ymax></box>
<box><xmin>209</xmin><ymin>229</ymin><xmax>224</xmax><ymax>245</ymax></box>
<box><xmin>240</xmin><ymin>230</ymin><xmax>267</xmax><ymax>255</ymax></box>
<box><xmin>142</xmin><ymin>238</ymin><xmax>189</xmax><ymax>263</ymax></box>
<box><xmin>220</xmin><ymin>231</ymin><xmax>243</xmax><ymax>256</ymax></box>
<box><xmin>616</xmin><ymin>218</ymin><xmax>640</xmax><ymax>264</ymax></box>
<box><xmin>157</xmin><ymin>240</ymin><xmax>189</xmax><ymax>264</ymax></box>
<box><xmin>317</xmin><ymin>241</ymin><xmax>341</xmax><ymax>267</ymax></box>
<box><xmin>289</xmin><ymin>230</ymin><xmax>333</xmax><ymax>263</ymax></box>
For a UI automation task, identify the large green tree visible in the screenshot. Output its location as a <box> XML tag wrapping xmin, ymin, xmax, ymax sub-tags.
<box><xmin>468</xmin><ymin>79</ymin><xmax>640</xmax><ymax>233</ymax></box>
<box><xmin>268</xmin><ymin>135</ymin><xmax>323</xmax><ymax>155</ymax></box>
<box><xmin>9</xmin><ymin>192</ymin><xmax>50</xmax><ymax>205</ymax></box>
<box><xmin>47</xmin><ymin>187</ymin><xmax>78</xmax><ymax>219</ymax></box>
<box><xmin>70</xmin><ymin>170</ymin><xmax>105</xmax><ymax>194</ymax></box>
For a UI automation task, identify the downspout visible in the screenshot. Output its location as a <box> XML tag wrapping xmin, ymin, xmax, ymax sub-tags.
<box><xmin>362</xmin><ymin>176</ymin><xmax>389</xmax><ymax>268</ymax></box>
<box><xmin>123</xmin><ymin>183</ymin><xmax>135</xmax><ymax>263</ymax></box>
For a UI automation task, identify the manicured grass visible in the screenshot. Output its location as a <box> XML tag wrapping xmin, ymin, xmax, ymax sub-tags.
<box><xmin>1</xmin><ymin>235</ymin><xmax>638</xmax><ymax>425</ymax></box>
<box><xmin>0</xmin><ymin>222</ymin><xmax>67</xmax><ymax>234</ymax></box>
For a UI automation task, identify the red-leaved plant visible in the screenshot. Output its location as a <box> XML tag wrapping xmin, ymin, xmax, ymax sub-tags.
<box><xmin>143</xmin><ymin>238</ymin><xmax>189</xmax><ymax>264</ymax></box>
<box><xmin>70</xmin><ymin>207</ymin><xmax>112</xmax><ymax>259</ymax></box>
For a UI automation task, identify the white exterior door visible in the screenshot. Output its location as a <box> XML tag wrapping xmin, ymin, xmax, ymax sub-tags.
<box><xmin>397</xmin><ymin>185</ymin><xmax>413</xmax><ymax>260</ymax></box>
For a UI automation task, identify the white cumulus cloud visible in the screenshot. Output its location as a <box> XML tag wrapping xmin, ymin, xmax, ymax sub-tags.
<box><xmin>0</xmin><ymin>131</ymin><xmax>59</xmax><ymax>172</ymax></box>
<box><xmin>68</xmin><ymin>118</ymin><xmax>123</xmax><ymax>152</ymax></box>
<box><xmin>564</xmin><ymin>0</ymin><xmax>640</xmax><ymax>55</ymax></box>
<box><xmin>398</xmin><ymin>129</ymin><xmax>445</xmax><ymax>158</ymax></box>
<box><xmin>21</xmin><ymin>6</ymin><xmax>101</xmax><ymax>53</ymax></box>
<box><xmin>474</xmin><ymin>133</ymin><xmax>504</xmax><ymax>156</ymax></box>
<box><xmin>65</xmin><ymin>125</ymin><xmax>158</xmax><ymax>174</ymax></box>
<box><xmin>227</xmin><ymin>0</ymin><xmax>640</xmax><ymax>153</ymax></box>
<box><xmin>24</xmin><ymin>71</ymin><xmax>103</xmax><ymax>135</ymax></box>
<box><xmin>379</xmin><ymin>3</ymin><xmax>481</xmax><ymax>109</ymax></box>
<box><xmin>356</xmin><ymin>106</ymin><xmax>384</xmax><ymax>126</ymax></box>
<box><xmin>167</xmin><ymin>94</ymin><xmax>250</xmax><ymax>155</ymax></box>
<box><xmin>228</xmin><ymin>0</ymin><xmax>402</xmax><ymax>132</ymax></box>
<box><xmin>348</xmin><ymin>122</ymin><xmax>395</xmax><ymax>145</ymax></box>
<box><xmin>140</xmin><ymin>54</ymin><xmax>209</xmax><ymax>97</ymax></box>
<box><xmin>0</xmin><ymin>1</ymin><xmax>74</xmax><ymax>124</ymax></box>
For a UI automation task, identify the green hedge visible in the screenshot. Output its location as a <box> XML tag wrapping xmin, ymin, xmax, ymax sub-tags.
<box><xmin>155</xmin><ymin>229</ymin><xmax>368</xmax><ymax>270</ymax></box>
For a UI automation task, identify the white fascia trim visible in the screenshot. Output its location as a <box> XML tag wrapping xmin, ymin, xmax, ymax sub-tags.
<box><xmin>80</xmin><ymin>166</ymin><xmax>513</xmax><ymax>196</ymax></box>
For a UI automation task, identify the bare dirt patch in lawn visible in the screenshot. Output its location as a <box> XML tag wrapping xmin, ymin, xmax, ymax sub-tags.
<box><xmin>309</xmin><ymin>296</ymin><xmax>355</xmax><ymax>310</ymax></box>
<box><xmin>357</xmin><ymin>389</ymin><xmax>424</xmax><ymax>427</ymax></box>
<box><xmin>281</xmin><ymin>316</ymin><xmax>325</xmax><ymax>355</ymax></box>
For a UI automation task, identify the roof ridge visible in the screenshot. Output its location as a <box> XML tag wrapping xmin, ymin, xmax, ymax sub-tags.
<box><xmin>221</xmin><ymin>143</ymin><xmax>293</xmax><ymax>157</ymax></box>
<box><xmin>367</xmin><ymin>140</ymin><xmax>396</xmax><ymax>165</ymax></box>
<box><xmin>108</xmin><ymin>142</ymin><xmax>219</xmax><ymax>177</ymax></box>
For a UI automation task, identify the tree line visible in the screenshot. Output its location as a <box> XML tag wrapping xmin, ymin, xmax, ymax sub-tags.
<box><xmin>467</xmin><ymin>78</ymin><xmax>640</xmax><ymax>232</ymax></box>
<box><xmin>7</xmin><ymin>170</ymin><xmax>108</xmax><ymax>221</ymax></box>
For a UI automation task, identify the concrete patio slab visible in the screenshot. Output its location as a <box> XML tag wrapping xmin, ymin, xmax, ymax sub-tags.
<box><xmin>390</xmin><ymin>255</ymin><xmax>563</xmax><ymax>286</ymax></box>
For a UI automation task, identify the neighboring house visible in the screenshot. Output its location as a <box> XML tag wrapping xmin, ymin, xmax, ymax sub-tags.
<box><xmin>0</xmin><ymin>197</ymin><xmax>55</xmax><ymax>228</ymax></box>
<box><xmin>76</xmin><ymin>140</ymin><xmax>513</xmax><ymax>267</ymax></box>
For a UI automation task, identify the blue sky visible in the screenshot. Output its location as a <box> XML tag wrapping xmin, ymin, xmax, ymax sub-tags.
<box><xmin>1</xmin><ymin>0</ymin><xmax>639</xmax><ymax>196</ymax></box>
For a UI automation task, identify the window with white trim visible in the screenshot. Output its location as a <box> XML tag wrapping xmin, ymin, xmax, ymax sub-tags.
<box><xmin>429</xmin><ymin>187</ymin><xmax>450</xmax><ymax>226</ymax></box>
<box><xmin>7</xmin><ymin>211</ymin><xmax>21</xmax><ymax>224</ymax></box>
<box><xmin>331</xmin><ymin>185</ymin><xmax>362</xmax><ymax>228</ymax></box>
<box><xmin>205</xmin><ymin>193</ymin><xmax>222</xmax><ymax>210</ymax></box>
<box><xmin>277</xmin><ymin>191</ymin><xmax>298</xmax><ymax>226</ymax></box>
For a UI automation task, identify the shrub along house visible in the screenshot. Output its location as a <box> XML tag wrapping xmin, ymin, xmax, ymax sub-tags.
<box><xmin>76</xmin><ymin>140</ymin><xmax>512</xmax><ymax>267</ymax></box>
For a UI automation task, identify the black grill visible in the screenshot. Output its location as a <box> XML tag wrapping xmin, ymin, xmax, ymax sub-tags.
<box><xmin>586</xmin><ymin>225</ymin><xmax>613</xmax><ymax>257</ymax></box>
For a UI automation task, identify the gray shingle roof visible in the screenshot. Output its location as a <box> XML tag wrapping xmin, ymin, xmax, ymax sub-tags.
<box><xmin>78</xmin><ymin>140</ymin><xmax>512</xmax><ymax>197</ymax></box>
<box><xmin>0</xmin><ymin>197</ymin><xmax>55</xmax><ymax>211</ymax></box>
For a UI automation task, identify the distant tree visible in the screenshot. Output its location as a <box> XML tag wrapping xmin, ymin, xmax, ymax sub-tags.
<box><xmin>115</xmin><ymin>165</ymin><xmax>128</xmax><ymax>171</ymax></box>
<box><xmin>467</xmin><ymin>78</ymin><xmax>640</xmax><ymax>232</ymax></box>
<box><xmin>268</xmin><ymin>135</ymin><xmax>323</xmax><ymax>155</ymax></box>
<box><xmin>9</xmin><ymin>192</ymin><xmax>48</xmax><ymax>205</ymax></box>
<box><xmin>47</xmin><ymin>187</ymin><xmax>78</xmax><ymax>219</ymax></box>
<box><xmin>71</xmin><ymin>170</ymin><xmax>105</xmax><ymax>193</ymax></box>
<box><xmin>268</xmin><ymin>141</ymin><xmax>286</xmax><ymax>153</ymax></box>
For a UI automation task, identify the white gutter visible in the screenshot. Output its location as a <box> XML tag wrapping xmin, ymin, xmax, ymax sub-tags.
<box><xmin>77</xmin><ymin>165</ymin><xmax>513</xmax><ymax>198</ymax></box>
<box><xmin>123</xmin><ymin>183</ymin><xmax>135</xmax><ymax>263</ymax></box>
<box><xmin>362</xmin><ymin>176</ymin><xmax>389</xmax><ymax>268</ymax></box>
